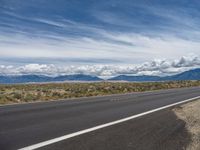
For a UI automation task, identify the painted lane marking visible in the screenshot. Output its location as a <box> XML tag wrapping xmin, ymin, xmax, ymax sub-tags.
<box><xmin>19</xmin><ymin>96</ymin><xmax>200</xmax><ymax>150</ymax></box>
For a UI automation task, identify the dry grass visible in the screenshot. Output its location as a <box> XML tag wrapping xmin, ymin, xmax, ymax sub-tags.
<box><xmin>0</xmin><ymin>80</ymin><xmax>200</xmax><ymax>104</ymax></box>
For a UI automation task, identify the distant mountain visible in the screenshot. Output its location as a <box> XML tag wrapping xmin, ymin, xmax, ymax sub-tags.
<box><xmin>0</xmin><ymin>68</ymin><xmax>200</xmax><ymax>84</ymax></box>
<box><xmin>109</xmin><ymin>75</ymin><xmax>161</xmax><ymax>82</ymax></box>
<box><xmin>109</xmin><ymin>68</ymin><xmax>200</xmax><ymax>82</ymax></box>
<box><xmin>0</xmin><ymin>74</ymin><xmax>102</xmax><ymax>84</ymax></box>
<box><xmin>0</xmin><ymin>75</ymin><xmax>51</xmax><ymax>84</ymax></box>
<box><xmin>163</xmin><ymin>68</ymin><xmax>200</xmax><ymax>81</ymax></box>
<box><xmin>53</xmin><ymin>74</ymin><xmax>102</xmax><ymax>82</ymax></box>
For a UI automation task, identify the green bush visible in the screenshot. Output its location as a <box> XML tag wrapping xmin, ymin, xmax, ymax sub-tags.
<box><xmin>13</xmin><ymin>92</ymin><xmax>22</xmax><ymax>99</ymax></box>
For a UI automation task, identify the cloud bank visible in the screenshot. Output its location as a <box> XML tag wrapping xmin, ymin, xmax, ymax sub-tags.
<box><xmin>1</xmin><ymin>55</ymin><xmax>199</xmax><ymax>78</ymax></box>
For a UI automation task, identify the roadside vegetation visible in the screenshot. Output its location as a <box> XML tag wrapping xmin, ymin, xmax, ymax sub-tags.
<box><xmin>0</xmin><ymin>81</ymin><xmax>200</xmax><ymax>104</ymax></box>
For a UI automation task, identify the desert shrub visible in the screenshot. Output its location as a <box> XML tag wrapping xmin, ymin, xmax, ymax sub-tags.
<box><xmin>24</xmin><ymin>94</ymin><xmax>36</xmax><ymax>101</ymax></box>
<box><xmin>12</xmin><ymin>92</ymin><xmax>22</xmax><ymax>99</ymax></box>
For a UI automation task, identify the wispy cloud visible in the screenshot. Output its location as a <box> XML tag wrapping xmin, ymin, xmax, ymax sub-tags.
<box><xmin>1</xmin><ymin>30</ymin><xmax>200</xmax><ymax>64</ymax></box>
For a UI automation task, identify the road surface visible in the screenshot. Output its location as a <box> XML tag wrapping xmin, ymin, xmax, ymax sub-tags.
<box><xmin>0</xmin><ymin>87</ymin><xmax>200</xmax><ymax>150</ymax></box>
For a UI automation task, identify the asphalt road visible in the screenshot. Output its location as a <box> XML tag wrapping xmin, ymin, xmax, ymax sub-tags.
<box><xmin>0</xmin><ymin>87</ymin><xmax>200</xmax><ymax>150</ymax></box>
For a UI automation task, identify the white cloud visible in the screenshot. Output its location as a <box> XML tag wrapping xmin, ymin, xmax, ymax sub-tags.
<box><xmin>0</xmin><ymin>55</ymin><xmax>199</xmax><ymax>78</ymax></box>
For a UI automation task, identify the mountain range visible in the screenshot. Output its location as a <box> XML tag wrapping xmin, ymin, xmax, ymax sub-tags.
<box><xmin>0</xmin><ymin>74</ymin><xmax>102</xmax><ymax>84</ymax></box>
<box><xmin>0</xmin><ymin>68</ymin><xmax>199</xmax><ymax>84</ymax></box>
<box><xmin>109</xmin><ymin>68</ymin><xmax>200</xmax><ymax>81</ymax></box>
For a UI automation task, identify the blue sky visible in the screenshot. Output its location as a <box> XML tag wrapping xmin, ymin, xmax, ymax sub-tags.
<box><xmin>0</xmin><ymin>0</ymin><xmax>200</xmax><ymax>77</ymax></box>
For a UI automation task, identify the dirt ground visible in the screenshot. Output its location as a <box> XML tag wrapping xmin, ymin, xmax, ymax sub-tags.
<box><xmin>173</xmin><ymin>99</ymin><xmax>200</xmax><ymax>150</ymax></box>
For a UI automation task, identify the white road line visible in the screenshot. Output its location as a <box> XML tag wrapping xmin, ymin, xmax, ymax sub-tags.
<box><xmin>19</xmin><ymin>96</ymin><xmax>200</xmax><ymax>150</ymax></box>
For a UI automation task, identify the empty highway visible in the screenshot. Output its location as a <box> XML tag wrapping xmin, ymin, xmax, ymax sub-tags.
<box><xmin>0</xmin><ymin>87</ymin><xmax>200</xmax><ymax>150</ymax></box>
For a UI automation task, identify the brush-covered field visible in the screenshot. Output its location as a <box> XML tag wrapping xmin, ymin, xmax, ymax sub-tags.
<box><xmin>0</xmin><ymin>81</ymin><xmax>200</xmax><ymax>104</ymax></box>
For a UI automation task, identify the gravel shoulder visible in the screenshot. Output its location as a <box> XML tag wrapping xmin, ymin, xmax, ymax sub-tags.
<box><xmin>173</xmin><ymin>99</ymin><xmax>200</xmax><ymax>150</ymax></box>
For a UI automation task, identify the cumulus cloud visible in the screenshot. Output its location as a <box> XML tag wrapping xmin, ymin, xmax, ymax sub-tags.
<box><xmin>0</xmin><ymin>55</ymin><xmax>199</xmax><ymax>78</ymax></box>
